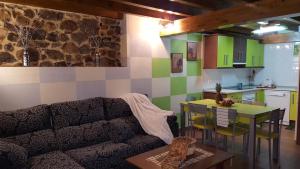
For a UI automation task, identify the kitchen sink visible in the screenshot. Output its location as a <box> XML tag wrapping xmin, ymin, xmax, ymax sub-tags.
<box><xmin>224</xmin><ymin>86</ymin><xmax>256</xmax><ymax>90</ymax></box>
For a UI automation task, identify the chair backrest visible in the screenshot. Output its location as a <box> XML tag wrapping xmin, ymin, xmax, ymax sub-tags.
<box><xmin>262</xmin><ymin>108</ymin><xmax>284</xmax><ymax>138</ymax></box>
<box><xmin>187</xmin><ymin>103</ymin><xmax>209</xmax><ymax>126</ymax></box>
<box><xmin>212</xmin><ymin>107</ymin><xmax>238</xmax><ymax>128</ymax></box>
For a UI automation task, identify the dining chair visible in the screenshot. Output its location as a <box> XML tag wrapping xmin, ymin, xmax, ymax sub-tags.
<box><xmin>187</xmin><ymin>103</ymin><xmax>214</xmax><ymax>144</ymax></box>
<box><xmin>212</xmin><ymin>107</ymin><xmax>249</xmax><ymax>153</ymax></box>
<box><xmin>256</xmin><ymin>108</ymin><xmax>284</xmax><ymax>169</ymax></box>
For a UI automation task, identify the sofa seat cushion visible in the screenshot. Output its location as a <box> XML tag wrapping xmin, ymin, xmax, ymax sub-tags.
<box><xmin>28</xmin><ymin>151</ymin><xmax>84</xmax><ymax>169</ymax></box>
<box><xmin>1</xmin><ymin>129</ymin><xmax>59</xmax><ymax>157</ymax></box>
<box><xmin>50</xmin><ymin>97</ymin><xmax>104</xmax><ymax>129</ymax></box>
<box><xmin>65</xmin><ymin>141</ymin><xmax>132</xmax><ymax>169</ymax></box>
<box><xmin>103</xmin><ymin>98</ymin><xmax>132</xmax><ymax>120</ymax></box>
<box><xmin>0</xmin><ymin>140</ymin><xmax>28</xmax><ymax>169</ymax></box>
<box><xmin>0</xmin><ymin>105</ymin><xmax>51</xmax><ymax>137</ymax></box>
<box><xmin>56</xmin><ymin>120</ymin><xmax>110</xmax><ymax>151</ymax></box>
<box><xmin>126</xmin><ymin>135</ymin><xmax>165</xmax><ymax>155</ymax></box>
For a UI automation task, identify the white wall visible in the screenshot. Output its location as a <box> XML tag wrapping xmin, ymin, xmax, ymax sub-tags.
<box><xmin>255</xmin><ymin>43</ymin><xmax>299</xmax><ymax>87</ymax></box>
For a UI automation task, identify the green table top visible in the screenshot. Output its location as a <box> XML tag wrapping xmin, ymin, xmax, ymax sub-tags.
<box><xmin>181</xmin><ymin>99</ymin><xmax>276</xmax><ymax>118</ymax></box>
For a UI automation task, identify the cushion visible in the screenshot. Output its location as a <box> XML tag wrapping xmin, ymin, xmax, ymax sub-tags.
<box><xmin>1</xmin><ymin>129</ymin><xmax>59</xmax><ymax>157</ymax></box>
<box><xmin>49</xmin><ymin>97</ymin><xmax>104</xmax><ymax>129</ymax></box>
<box><xmin>103</xmin><ymin>98</ymin><xmax>132</xmax><ymax>120</ymax></box>
<box><xmin>0</xmin><ymin>140</ymin><xmax>28</xmax><ymax>169</ymax></box>
<box><xmin>29</xmin><ymin>151</ymin><xmax>84</xmax><ymax>169</ymax></box>
<box><xmin>65</xmin><ymin>141</ymin><xmax>132</xmax><ymax>169</ymax></box>
<box><xmin>0</xmin><ymin>105</ymin><xmax>51</xmax><ymax>137</ymax></box>
<box><xmin>56</xmin><ymin>120</ymin><xmax>110</xmax><ymax>151</ymax></box>
<box><xmin>126</xmin><ymin>135</ymin><xmax>165</xmax><ymax>155</ymax></box>
<box><xmin>119</xmin><ymin>116</ymin><xmax>145</xmax><ymax>135</ymax></box>
<box><xmin>108</xmin><ymin>118</ymin><xmax>135</xmax><ymax>143</ymax></box>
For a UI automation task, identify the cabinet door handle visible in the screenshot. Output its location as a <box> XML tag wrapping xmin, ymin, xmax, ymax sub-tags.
<box><xmin>252</xmin><ymin>55</ymin><xmax>254</xmax><ymax>66</ymax></box>
<box><xmin>292</xmin><ymin>94</ymin><xmax>294</xmax><ymax>104</ymax></box>
<box><xmin>224</xmin><ymin>55</ymin><xmax>226</xmax><ymax>65</ymax></box>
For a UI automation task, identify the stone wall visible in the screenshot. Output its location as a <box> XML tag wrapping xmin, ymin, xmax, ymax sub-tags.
<box><xmin>0</xmin><ymin>2</ymin><xmax>122</xmax><ymax>67</ymax></box>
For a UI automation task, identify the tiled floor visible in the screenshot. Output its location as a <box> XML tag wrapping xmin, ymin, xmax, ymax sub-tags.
<box><xmin>186</xmin><ymin>128</ymin><xmax>300</xmax><ymax>169</ymax></box>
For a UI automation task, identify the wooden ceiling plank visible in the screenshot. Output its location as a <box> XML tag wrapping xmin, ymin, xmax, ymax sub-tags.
<box><xmin>161</xmin><ymin>0</ymin><xmax>300</xmax><ymax>36</ymax></box>
<box><xmin>112</xmin><ymin>0</ymin><xmax>201</xmax><ymax>16</ymax></box>
<box><xmin>0</xmin><ymin>0</ymin><xmax>123</xmax><ymax>19</ymax></box>
<box><xmin>170</xmin><ymin>0</ymin><xmax>217</xmax><ymax>10</ymax></box>
<box><xmin>68</xmin><ymin>0</ymin><xmax>183</xmax><ymax>20</ymax></box>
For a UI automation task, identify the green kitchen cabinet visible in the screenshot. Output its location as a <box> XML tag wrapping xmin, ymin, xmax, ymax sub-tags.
<box><xmin>217</xmin><ymin>35</ymin><xmax>234</xmax><ymax>68</ymax></box>
<box><xmin>246</xmin><ymin>39</ymin><xmax>264</xmax><ymax>67</ymax></box>
<box><xmin>290</xmin><ymin>91</ymin><xmax>298</xmax><ymax>121</ymax></box>
<box><xmin>227</xmin><ymin>92</ymin><xmax>243</xmax><ymax>103</ymax></box>
<box><xmin>255</xmin><ymin>90</ymin><xmax>265</xmax><ymax>103</ymax></box>
<box><xmin>204</xmin><ymin>34</ymin><xmax>234</xmax><ymax>69</ymax></box>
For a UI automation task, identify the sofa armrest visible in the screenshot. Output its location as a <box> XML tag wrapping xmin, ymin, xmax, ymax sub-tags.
<box><xmin>0</xmin><ymin>140</ymin><xmax>28</xmax><ymax>169</ymax></box>
<box><xmin>167</xmin><ymin>115</ymin><xmax>179</xmax><ymax>137</ymax></box>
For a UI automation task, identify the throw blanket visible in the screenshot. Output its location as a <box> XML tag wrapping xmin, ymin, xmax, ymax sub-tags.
<box><xmin>121</xmin><ymin>93</ymin><xmax>175</xmax><ymax>144</ymax></box>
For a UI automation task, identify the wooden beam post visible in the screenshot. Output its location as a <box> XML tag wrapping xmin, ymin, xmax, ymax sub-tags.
<box><xmin>160</xmin><ymin>0</ymin><xmax>300</xmax><ymax>36</ymax></box>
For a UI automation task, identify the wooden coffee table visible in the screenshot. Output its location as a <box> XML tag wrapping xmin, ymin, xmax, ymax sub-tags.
<box><xmin>127</xmin><ymin>144</ymin><xmax>234</xmax><ymax>169</ymax></box>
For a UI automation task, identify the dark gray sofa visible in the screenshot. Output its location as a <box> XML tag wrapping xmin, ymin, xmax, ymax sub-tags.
<box><xmin>0</xmin><ymin>97</ymin><xmax>178</xmax><ymax>169</ymax></box>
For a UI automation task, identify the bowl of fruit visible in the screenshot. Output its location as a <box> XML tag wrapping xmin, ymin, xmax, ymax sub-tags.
<box><xmin>220</xmin><ymin>98</ymin><xmax>235</xmax><ymax>107</ymax></box>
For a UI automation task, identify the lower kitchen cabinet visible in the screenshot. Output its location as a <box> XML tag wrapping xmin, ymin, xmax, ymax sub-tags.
<box><xmin>255</xmin><ymin>90</ymin><xmax>265</xmax><ymax>103</ymax></box>
<box><xmin>290</xmin><ymin>91</ymin><xmax>298</xmax><ymax>121</ymax></box>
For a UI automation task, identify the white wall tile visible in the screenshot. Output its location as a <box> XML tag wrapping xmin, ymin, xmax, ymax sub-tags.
<box><xmin>130</xmin><ymin>57</ymin><xmax>152</xmax><ymax>79</ymax></box>
<box><xmin>75</xmin><ymin>67</ymin><xmax>106</xmax><ymax>81</ymax></box>
<box><xmin>105</xmin><ymin>79</ymin><xmax>131</xmax><ymax>98</ymax></box>
<box><xmin>187</xmin><ymin>76</ymin><xmax>203</xmax><ymax>93</ymax></box>
<box><xmin>152</xmin><ymin>77</ymin><xmax>170</xmax><ymax>98</ymax></box>
<box><xmin>0</xmin><ymin>67</ymin><xmax>40</xmax><ymax>85</ymax></box>
<box><xmin>170</xmin><ymin>94</ymin><xmax>186</xmax><ymax>113</ymax></box>
<box><xmin>40</xmin><ymin>82</ymin><xmax>76</xmax><ymax>104</ymax></box>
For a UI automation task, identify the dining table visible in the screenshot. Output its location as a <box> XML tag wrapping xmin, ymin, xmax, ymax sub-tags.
<box><xmin>180</xmin><ymin>99</ymin><xmax>280</xmax><ymax>169</ymax></box>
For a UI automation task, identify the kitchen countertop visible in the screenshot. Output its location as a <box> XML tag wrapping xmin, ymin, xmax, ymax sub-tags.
<box><xmin>203</xmin><ymin>86</ymin><xmax>298</xmax><ymax>94</ymax></box>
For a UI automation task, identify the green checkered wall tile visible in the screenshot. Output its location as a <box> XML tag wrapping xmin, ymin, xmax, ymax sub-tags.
<box><xmin>171</xmin><ymin>39</ymin><xmax>187</xmax><ymax>58</ymax></box>
<box><xmin>187</xmin><ymin>33</ymin><xmax>202</xmax><ymax>42</ymax></box>
<box><xmin>152</xmin><ymin>96</ymin><xmax>171</xmax><ymax>110</ymax></box>
<box><xmin>152</xmin><ymin>58</ymin><xmax>171</xmax><ymax>78</ymax></box>
<box><xmin>171</xmin><ymin>77</ymin><xmax>187</xmax><ymax>96</ymax></box>
<box><xmin>187</xmin><ymin>60</ymin><xmax>201</xmax><ymax>76</ymax></box>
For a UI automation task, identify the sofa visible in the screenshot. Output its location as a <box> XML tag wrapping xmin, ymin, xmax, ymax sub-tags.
<box><xmin>0</xmin><ymin>97</ymin><xmax>178</xmax><ymax>169</ymax></box>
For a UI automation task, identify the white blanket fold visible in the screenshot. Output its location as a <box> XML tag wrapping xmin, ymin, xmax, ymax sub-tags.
<box><xmin>121</xmin><ymin>93</ymin><xmax>175</xmax><ymax>144</ymax></box>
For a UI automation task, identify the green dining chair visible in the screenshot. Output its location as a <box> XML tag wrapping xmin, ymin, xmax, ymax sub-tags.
<box><xmin>256</xmin><ymin>108</ymin><xmax>284</xmax><ymax>169</ymax></box>
<box><xmin>187</xmin><ymin>103</ymin><xmax>214</xmax><ymax>144</ymax></box>
<box><xmin>212</xmin><ymin>107</ymin><xmax>249</xmax><ymax>153</ymax></box>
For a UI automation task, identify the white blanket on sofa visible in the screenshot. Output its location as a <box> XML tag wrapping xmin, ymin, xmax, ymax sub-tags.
<box><xmin>121</xmin><ymin>93</ymin><xmax>175</xmax><ymax>144</ymax></box>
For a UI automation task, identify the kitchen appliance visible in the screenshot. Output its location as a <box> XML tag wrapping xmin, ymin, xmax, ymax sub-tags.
<box><xmin>262</xmin><ymin>78</ymin><xmax>273</xmax><ymax>88</ymax></box>
<box><xmin>265</xmin><ymin>90</ymin><xmax>290</xmax><ymax>125</ymax></box>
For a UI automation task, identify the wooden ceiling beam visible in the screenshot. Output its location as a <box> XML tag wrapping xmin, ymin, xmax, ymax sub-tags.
<box><xmin>0</xmin><ymin>0</ymin><xmax>124</xmax><ymax>19</ymax></box>
<box><xmin>111</xmin><ymin>0</ymin><xmax>202</xmax><ymax>16</ymax></box>
<box><xmin>161</xmin><ymin>0</ymin><xmax>300</xmax><ymax>36</ymax></box>
<box><xmin>170</xmin><ymin>0</ymin><xmax>218</xmax><ymax>10</ymax></box>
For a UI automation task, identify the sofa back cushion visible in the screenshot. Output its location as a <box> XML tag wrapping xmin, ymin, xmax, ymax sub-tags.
<box><xmin>56</xmin><ymin>120</ymin><xmax>110</xmax><ymax>151</ymax></box>
<box><xmin>0</xmin><ymin>105</ymin><xmax>51</xmax><ymax>138</ymax></box>
<box><xmin>108</xmin><ymin>118</ymin><xmax>135</xmax><ymax>143</ymax></box>
<box><xmin>103</xmin><ymin>98</ymin><xmax>132</xmax><ymax>120</ymax></box>
<box><xmin>50</xmin><ymin>97</ymin><xmax>105</xmax><ymax>129</ymax></box>
<box><xmin>1</xmin><ymin>129</ymin><xmax>59</xmax><ymax>157</ymax></box>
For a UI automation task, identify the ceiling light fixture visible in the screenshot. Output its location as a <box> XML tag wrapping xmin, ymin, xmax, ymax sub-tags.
<box><xmin>257</xmin><ymin>21</ymin><xmax>268</xmax><ymax>25</ymax></box>
<box><xmin>252</xmin><ymin>25</ymin><xmax>287</xmax><ymax>35</ymax></box>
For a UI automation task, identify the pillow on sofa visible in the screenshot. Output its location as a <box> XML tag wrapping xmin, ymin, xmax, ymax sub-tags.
<box><xmin>108</xmin><ymin>118</ymin><xmax>135</xmax><ymax>143</ymax></box>
<box><xmin>0</xmin><ymin>140</ymin><xmax>28</xmax><ymax>169</ymax></box>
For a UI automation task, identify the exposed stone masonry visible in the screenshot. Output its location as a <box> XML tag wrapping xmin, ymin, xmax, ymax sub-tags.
<box><xmin>0</xmin><ymin>2</ymin><xmax>122</xmax><ymax>67</ymax></box>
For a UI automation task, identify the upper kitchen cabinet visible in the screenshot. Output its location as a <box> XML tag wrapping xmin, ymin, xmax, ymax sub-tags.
<box><xmin>233</xmin><ymin>37</ymin><xmax>247</xmax><ymax>65</ymax></box>
<box><xmin>246</xmin><ymin>39</ymin><xmax>264</xmax><ymax>68</ymax></box>
<box><xmin>204</xmin><ymin>34</ymin><xmax>234</xmax><ymax>69</ymax></box>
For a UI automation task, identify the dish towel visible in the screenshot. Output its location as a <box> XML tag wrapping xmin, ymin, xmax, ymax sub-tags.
<box><xmin>216</xmin><ymin>108</ymin><xmax>229</xmax><ymax>127</ymax></box>
<box><xmin>121</xmin><ymin>93</ymin><xmax>175</xmax><ymax>144</ymax></box>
